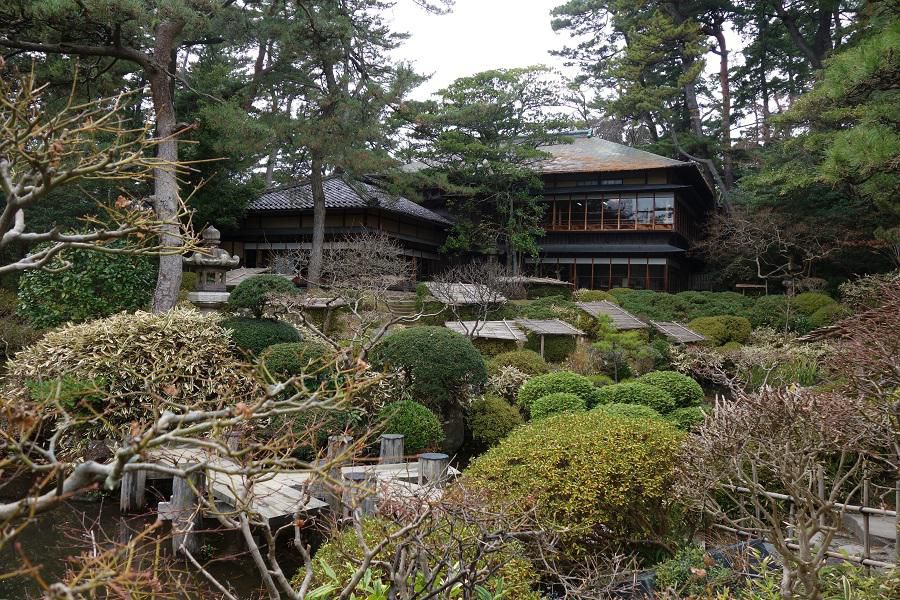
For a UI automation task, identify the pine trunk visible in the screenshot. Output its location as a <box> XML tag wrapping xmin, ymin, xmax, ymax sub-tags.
<box><xmin>149</xmin><ymin>19</ymin><xmax>185</xmax><ymax>313</ymax></box>
<box><xmin>307</xmin><ymin>156</ymin><xmax>326</xmax><ymax>287</ymax></box>
<box><xmin>714</xmin><ymin>28</ymin><xmax>734</xmax><ymax>191</ymax></box>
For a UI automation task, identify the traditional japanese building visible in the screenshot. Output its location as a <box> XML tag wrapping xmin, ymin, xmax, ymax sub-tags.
<box><xmin>224</xmin><ymin>130</ymin><xmax>715</xmax><ymax>291</ymax></box>
<box><xmin>529</xmin><ymin>130</ymin><xmax>716</xmax><ymax>291</ymax></box>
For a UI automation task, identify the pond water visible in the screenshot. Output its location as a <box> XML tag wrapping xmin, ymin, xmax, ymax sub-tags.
<box><xmin>0</xmin><ymin>482</ymin><xmax>311</xmax><ymax>599</ymax></box>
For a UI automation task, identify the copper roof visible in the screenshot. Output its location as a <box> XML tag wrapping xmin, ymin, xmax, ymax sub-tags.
<box><xmin>540</xmin><ymin>135</ymin><xmax>691</xmax><ymax>173</ymax></box>
<box><xmin>249</xmin><ymin>176</ymin><xmax>450</xmax><ymax>225</ymax></box>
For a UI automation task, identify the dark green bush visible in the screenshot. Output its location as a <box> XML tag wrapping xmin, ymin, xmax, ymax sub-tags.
<box><xmin>221</xmin><ymin>317</ymin><xmax>301</xmax><ymax>355</ymax></box>
<box><xmin>717</xmin><ymin>341</ymin><xmax>743</xmax><ymax>352</ymax></box>
<box><xmin>654</xmin><ymin>545</ymin><xmax>735</xmax><ymax>596</ymax></box>
<box><xmin>17</xmin><ymin>245</ymin><xmax>155</xmax><ymax>329</ymax></box>
<box><xmin>809</xmin><ymin>303</ymin><xmax>851</xmax><ymax>328</ymax></box>
<box><xmin>674</xmin><ymin>291</ymin><xmax>754</xmax><ymax>320</ymax></box>
<box><xmin>687</xmin><ymin>315</ymin><xmax>752</xmax><ymax>346</ymax></box>
<box><xmin>517</xmin><ymin>371</ymin><xmax>602</xmax><ymax>411</ymax></box>
<box><xmin>588</xmin><ymin>374</ymin><xmax>614</xmax><ymax>387</ymax></box>
<box><xmin>526</xmin><ymin>283</ymin><xmax>572</xmax><ymax>299</ymax></box>
<box><xmin>616</xmin><ymin>290</ymin><xmax>688</xmax><ymax>321</ymax></box>
<box><xmin>300</xmin><ymin>517</ymin><xmax>539</xmax><ymax>599</ymax></box>
<box><xmin>26</xmin><ymin>376</ymin><xmax>107</xmax><ymax>415</ymax></box>
<box><xmin>463</xmin><ymin>411</ymin><xmax>682</xmax><ymax>555</ymax></box>
<box><xmin>595</xmin><ymin>382</ymin><xmax>676</xmax><ymax>414</ymax></box>
<box><xmin>517</xmin><ymin>295</ymin><xmax>578</xmax><ymax>320</ymax></box>
<box><xmin>666</xmin><ymin>406</ymin><xmax>706</xmax><ymax>431</ymax></box>
<box><xmin>523</xmin><ymin>333</ymin><xmax>576</xmax><ymax>362</ymax></box>
<box><xmin>0</xmin><ymin>288</ymin><xmax>18</xmax><ymax>317</ymax></box>
<box><xmin>260</xmin><ymin>341</ymin><xmax>330</xmax><ymax>377</ymax></box>
<box><xmin>488</xmin><ymin>350</ymin><xmax>549</xmax><ymax>376</ymax></box>
<box><xmin>472</xmin><ymin>337</ymin><xmax>519</xmax><ymax>357</ymax></box>
<box><xmin>637</xmin><ymin>371</ymin><xmax>704</xmax><ymax>408</ymax></box>
<box><xmin>369</xmin><ymin>326</ymin><xmax>487</xmax><ymax>411</ymax></box>
<box><xmin>227</xmin><ymin>274</ymin><xmax>297</xmax><ymax>318</ymax></box>
<box><xmin>0</xmin><ymin>316</ymin><xmax>41</xmax><ymax>359</ymax></box>
<box><xmin>748</xmin><ymin>295</ymin><xmax>813</xmax><ymax>332</ymax></box>
<box><xmin>468</xmin><ymin>394</ymin><xmax>524</xmax><ymax>449</ymax></box>
<box><xmin>793</xmin><ymin>291</ymin><xmax>836</xmax><ymax>316</ymax></box>
<box><xmin>531</xmin><ymin>392</ymin><xmax>585</xmax><ymax>419</ymax></box>
<box><xmin>378</xmin><ymin>400</ymin><xmax>444</xmax><ymax>453</ymax></box>
<box><xmin>594</xmin><ymin>402</ymin><xmax>663</xmax><ymax>420</ymax></box>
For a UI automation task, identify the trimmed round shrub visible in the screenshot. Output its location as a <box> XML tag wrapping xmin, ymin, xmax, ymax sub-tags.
<box><xmin>809</xmin><ymin>303</ymin><xmax>851</xmax><ymax>328</ymax></box>
<box><xmin>221</xmin><ymin>317</ymin><xmax>301</xmax><ymax>355</ymax></box>
<box><xmin>299</xmin><ymin>517</ymin><xmax>539</xmax><ymax>599</ymax></box>
<box><xmin>531</xmin><ymin>392</ymin><xmax>586</xmax><ymax>419</ymax></box>
<box><xmin>8</xmin><ymin>308</ymin><xmax>258</xmax><ymax>447</ymax></box>
<box><xmin>378</xmin><ymin>400</ymin><xmax>444</xmax><ymax>453</ymax></box>
<box><xmin>637</xmin><ymin>371</ymin><xmax>704</xmax><ymax>408</ymax></box>
<box><xmin>468</xmin><ymin>394</ymin><xmax>524</xmax><ymax>449</ymax></box>
<box><xmin>17</xmin><ymin>245</ymin><xmax>155</xmax><ymax>329</ymax></box>
<box><xmin>717</xmin><ymin>341</ymin><xmax>743</xmax><ymax>352</ymax></box>
<box><xmin>667</xmin><ymin>406</ymin><xmax>706</xmax><ymax>431</ymax></box>
<box><xmin>793</xmin><ymin>292</ymin><xmax>836</xmax><ymax>317</ymax></box>
<box><xmin>687</xmin><ymin>315</ymin><xmax>752</xmax><ymax>346</ymax></box>
<box><xmin>260</xmin><ymin>341</ymin><xmax>330</xmax><ymax>377</ymax></box>
<box><xmin>488</xmin><ymin>350</ymin><xmax>549</xmax><ymax>376</ymax></box>
<box><xmin>517</xmin><ymin>371</ymin><xmax>602</xmax><ymax>412</ymax></box>
<box><xmin>228</xmin><ymin>274</ymin><xmax>297</xmax><ymax>318</ymax></box>
<box><xmin>524</xmin><ymin>334</ymin><xmax>576</xmax><ymax>362</ymax></box>
<box><xmin>595</xmin><ymin>382</ymin><xmax>676</xmax><ymax>414</ymax></box>
<box><xmin>369</xmin><ymin>327</ymin><xmax>487</xmax><ymax>411</ymax></box>
<box><xmin>595</xmin><ymin>402</ymin><xmax>663</xmax><ymax>420</ymax></box>
<box><xmin>588</xmin><ymin>374</ymin><xmax>614</xmax><ymax>387</ymax></box>
<box><xmin>463</xmin><ymin>411</ymin><xmax>683</xmax><ymax>554</ymax></box>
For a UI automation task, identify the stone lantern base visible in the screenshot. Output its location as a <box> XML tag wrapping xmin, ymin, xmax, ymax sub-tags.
<box><xmin>187</xmin><ymin>291</ymin><xmax>231</xmax><ymax>313</ymax></box>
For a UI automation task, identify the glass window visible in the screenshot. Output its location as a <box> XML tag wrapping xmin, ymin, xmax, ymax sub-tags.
<box><xmin>637</xmin><ymin>194</ymin><xmax>654</xmax><ymax>225</ymax></box>
<box><xmin>619</xmin><ymin>193</ymin><xmax>636</xmax><ymax>229</ymax></box>
<box><xmin>611</xmin><ymin>260</ymin><xmax>629</xmax><ymax>288</ymax></box>
<box><xmin>592</xmin><ymin>262</ymin><xmax>610</xmax><ymax>289</ymax></box>
<box><xmin>648</xmin><ymin>264</ymin><xmax>666</xmax><ymax>291</ymax></box>
<box><xmin>603</xmin><ymin>197</ymin><xmax>621</xmax><ymax>229</ymax></box>
<box><xmin>572</xmin><ymin>199</ymin><xmax>586</xmax><ymax>230</ymax></box>
<box><xmin>654</xmin><ymin>193</ymin><xmax>674</xmax><ymax>225</ymax></box>
<box><xmin>586</xmin><ymin>195</ymin><xmax>602</xmax><ymax>229</ymax></box>
<box><xmin>555</xmin><ymin>201</ymin><xmax>570</xmax><ymax>229</ymax></box>
<box><xmin>601</xmin><ymin>178</ymin><xmax>623</xmax><ymax>185</ymax></box>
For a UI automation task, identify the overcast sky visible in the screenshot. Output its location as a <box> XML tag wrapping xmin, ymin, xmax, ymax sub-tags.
<box><xmin>387</xmin><ymin>0</ymin><xmax>574</xmax><ymax>99</ymax></box>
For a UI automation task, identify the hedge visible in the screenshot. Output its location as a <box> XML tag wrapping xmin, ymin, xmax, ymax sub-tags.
<box><xmin>369</xmin><ymin>326</ymin><xmax>487</xmax><ymax>411</ymax></box>
<box><xmin>488</xmin><ymin>350</ymin><xmax>549</xmax><ymax>377</ymax></box>
<box><xmin>17</xmin><ymin>244</ymin><xmax>156</xmax><ymax>329</ymax></box>
<box><xmin>666</xmin><ymin>406</ymin><xmax>706</xmax><ymax>431</ymax></box>
<box><xmin>530</xmin><ymin>392</ymin><xmax>586</xmax><ymax>420</ymax></box>
<box><xmin>472</xmin><ymin>337</ymin><xmax>519</xmax><ymax>357</ymax></box>
<box><xmin>221</xmin><ymin>317</ymin><xmax>301</xmax><ymax>355</ymax></box>
<box><xmin>378</xmin><ymin>400</ymin><xmax>444</xmax><ymax>453</ymax></box>
<box><xmin>300</xmin><ymin>517</ymin><xmax>539</xmax><ymax>599</ymax></box>
<box><xmin>228</xmin><ymin>274</ymin><xmax>297</xmax><ymax>318</ymax></box>
<box><xmin>594</xmin><ymin>382</ymin><xmax>676</xmax><ymax>414</ymax></box>
<box><xmin>686</xmin><ymin>315</ymin><xmax>752</xmax><ymax>346</ymax></box>
<box><xmin>793</xmin><ymin>292</ymin><xmax>836</xmax><ymax>317</ymax></box>
<box><xmin>463</xmin><ymin>411</ymin><xmax>683</xmax><ymax>554</ymax></box>
<box><xmin>637</xmin><ymin>371</ymin><xmax>704</xmax><ymax>408</ymax></box>
<box><xmin>468</xmin><ymin>394</ymin><xmax>524</xmax><ymax>449</ymax></box>
<box><xmin>594</xmin><ymin>402</ymin><xmax>663</xmax><ymax>421</ymax></box>
<box><xmin>809</xmin><ymin>303</ymin><xmax>851</xmax><ymax>328</ymax></box>
<box><xmin>517</xmin><ymin>371</ymin><xmax>602</xmax><ymax>412</ymax></box>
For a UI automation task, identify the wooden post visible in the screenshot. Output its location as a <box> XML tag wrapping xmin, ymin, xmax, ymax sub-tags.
<box><xmin>862</xmin><ymin>472</ymin><xmax>871</xmax><ymax>574</ymax></box>
<box><xmin>342</xmin><ymin>470</ymin><xmax>377</xmax><ymax>518</ymax></box>
<box><xmin>325</xmin><ymin>435</ymin><xmax>353</xmax><ymax>512</ymax></box>
<box><xmin>171</xmin><ymin>464</ymin><xmax>205</xmax><ymax>556</ymax></box>
<box><xmin>539</xmin><ymin>334</ymin><xmax>545</xmax><ymax>359</ymax></box>
<box><xmin>419</xmin><ymin>453</ymin><xmax>449</xmax><ymax>487</ymax></box>
<box><xmin>119</xmin><ymin>469</ymin><xmax>146</xmax><ymax>513</ymax></box>
<box><xmin>379</xmin><ymin>434</ymin><xmax>404</xmax><ymax>465</ymax></box>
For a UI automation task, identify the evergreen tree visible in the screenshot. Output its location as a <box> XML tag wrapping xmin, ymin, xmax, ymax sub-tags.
<box><xmin>408</xmin><ymin>67</ymin><xmax>573</xmax><ymax>272</ymax></box>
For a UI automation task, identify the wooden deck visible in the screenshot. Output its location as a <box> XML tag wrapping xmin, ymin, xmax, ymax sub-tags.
<box><xmin>148</xmin><ymin>447</ymin><xmax>459</xmax><ymax>522</ymax></box>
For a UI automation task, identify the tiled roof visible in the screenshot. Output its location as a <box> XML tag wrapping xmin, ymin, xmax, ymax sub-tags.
<box><xmin>248</xmin><ymin>177</ymin><xmax>451</xmax><ymax>225</ymax></box>
<box><xmin>540</xmin><ymin>134</ymin><xmax>691</xmax><ymax>173</ymax></box>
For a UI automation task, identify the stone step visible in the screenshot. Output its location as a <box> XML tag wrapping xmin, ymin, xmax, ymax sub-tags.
<box><xmin>842</xmin><ymin>512</ymin><xmax>897</xmax><ymax>545</ymax></box>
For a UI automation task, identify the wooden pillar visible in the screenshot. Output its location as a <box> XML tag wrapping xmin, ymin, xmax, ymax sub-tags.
<box><xmin>342</xmin><ymin>470</ymin><xmax>377</xmax><ymax>518</ymax></box>
<box><xmin>326</xmin><ymin>435</ymin><xmax>353</xmax><ymax>512</ymax></box>
<box><xmin>419</xmin><ymin>453</ymin><xmax>449</xmax><ymax>488</ymax></box>
<box><xmin>379</xmin><ymin>434</ymin><xmax>404</xmax><ymax>465</ymax></box>
<box><xmin>119</xmin><ymin>469</ymin><xmax>146</xmax><ymax>513</ymax></box>
<box><xmin>171</xmin><ymin>464</ymin><xmax>205</xmax><ymax>556</ymax></box>
<box><xmin>539</xmin><ymin>334</ymin><xmax>545</xmax><ymax>359</ymax></box>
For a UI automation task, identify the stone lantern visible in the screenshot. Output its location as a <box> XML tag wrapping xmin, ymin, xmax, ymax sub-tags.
<box><xmin>183</xmin><ymin>225</ymin><xmax>240</xmax><ymax>312</ymax></box>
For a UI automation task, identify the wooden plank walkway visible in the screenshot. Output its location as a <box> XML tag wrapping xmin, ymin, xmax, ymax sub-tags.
<box><xmin>148</xmin><ymin>446</ymin><xmax>459</xmax><ymax>522</ymax></box>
